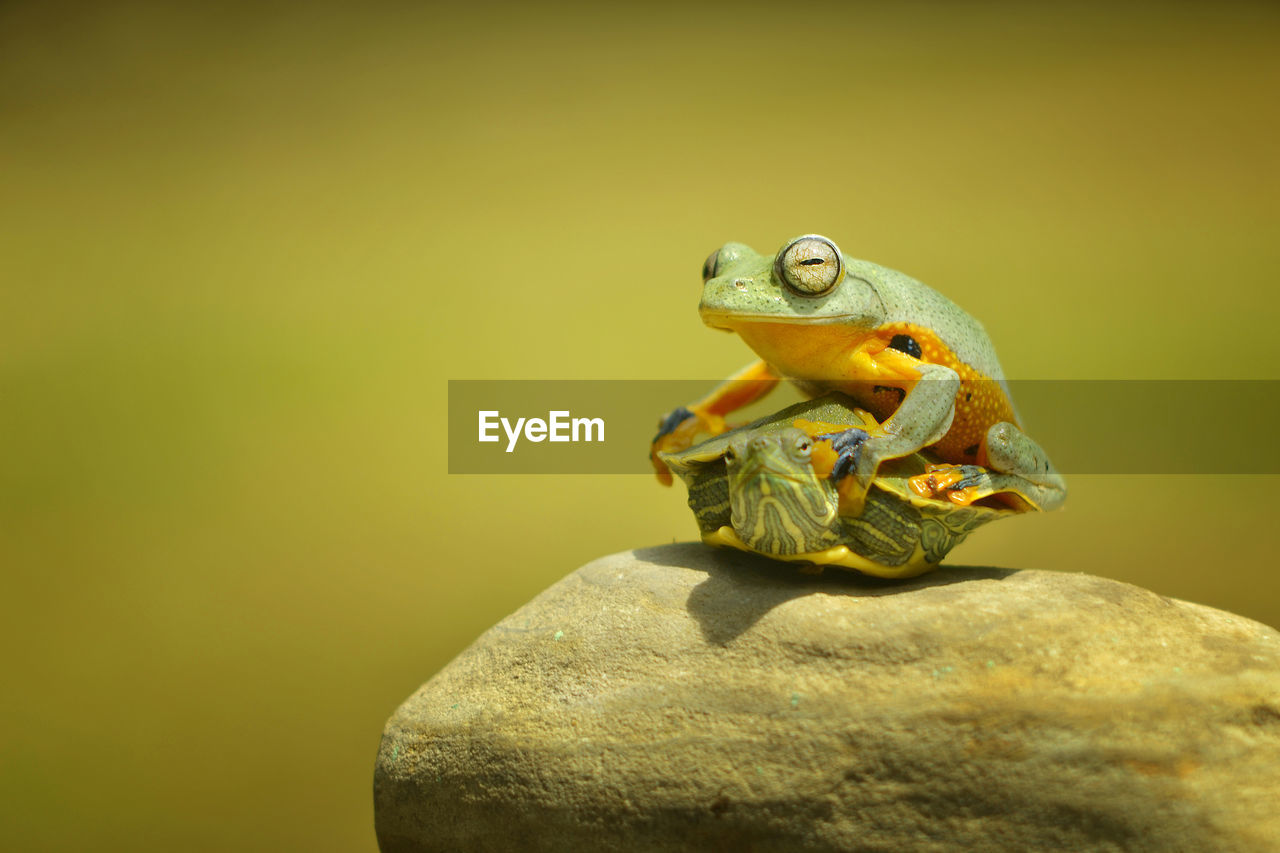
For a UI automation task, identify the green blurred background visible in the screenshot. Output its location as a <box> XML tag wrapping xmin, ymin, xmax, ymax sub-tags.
<box><xmin>2</xmin><ymin>2</ymin><xmax>1277</xmax><ymax>850</ymax></box>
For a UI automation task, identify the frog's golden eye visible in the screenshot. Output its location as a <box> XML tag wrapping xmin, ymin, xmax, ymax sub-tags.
<box><xmin>701</xmin><ymin>249</ymin><xmax>720</xmax><ymax>282</ymax></box>
<box><xmin>775</xmin><ymin>235</ymin><xmax>844</xmax><ymax>296</ymax></box>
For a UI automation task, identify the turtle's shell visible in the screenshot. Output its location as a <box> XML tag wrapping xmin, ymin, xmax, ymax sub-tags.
<box><xmin>659</xmin><ymin>394</ymin><xmax>1017</xmax><ymax>578</ymax></box>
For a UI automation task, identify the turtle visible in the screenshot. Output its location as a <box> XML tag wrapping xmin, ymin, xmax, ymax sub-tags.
<box><xmin>658</xmin><ymin>394</ymin><xmax>1022</xmax><ymax>578</ymax></box>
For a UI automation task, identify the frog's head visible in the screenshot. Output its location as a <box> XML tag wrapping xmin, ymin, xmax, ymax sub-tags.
<box><xmin>725</xmin><ymin>428</ymin><xmax>841</xmax><ymax>556</ymax></box>
<box><xmin>698</xmin><ymin>235</ymin><xmax>883</xmax><ymax>331</ymax></box>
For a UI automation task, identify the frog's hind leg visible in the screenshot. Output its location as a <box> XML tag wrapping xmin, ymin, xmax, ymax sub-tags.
<box><xmin>983</xmin><ymin>422</ymin><xmax>1067</xmax><ymax>511</ymax></box>
<box><xmin>912</xmin><ymin>423</ymin><xmax>1066</xmax><ymax>511</ymax></box>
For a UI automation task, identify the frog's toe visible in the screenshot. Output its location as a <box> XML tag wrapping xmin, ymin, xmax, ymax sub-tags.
<box><xmin>816</xmin><ymin>427</ymin><xmax>870</xmax><ymax>484</ymax></box>
<box><xmin>651</xmin><ymin>406</ymin><xmax>732</xmax><ymax>485</ymax></box>
<box><xmin>909</xmin><ymin>463</ymin><xmax>987</xmax><ymax>506</ymax></box>
<box><xmin>653</xmin><ymin>406</ymin><xmax>694</xmax><ymax>443</ymax></box>
<box><xmin>949</xmin><ymin>465</ymin><xmax>988</xmax><ymax>491</ymax></box>
<box><xmin>943</xmin><ymin>485</ymin><xmax>982</xmax><ymax>506</ymax></box>
<box><xmin>650</xmin><ymin>407</ymin><xmax>695</xmax><ymax>485</ymax></box>
<box><xmin>650</xmin><ymin>453</ymin><xmax>675</xmax><ymax>486</ymax></box>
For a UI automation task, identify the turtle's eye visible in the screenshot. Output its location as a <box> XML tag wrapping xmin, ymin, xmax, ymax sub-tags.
<box><xmin>774</xmin><ymin>235</ymin><xmax>844</xmax><ymax>296</ymax></box>
<box><xmin>788</xmin><ymin>435</ymin><xmax>813</xmax><ymax>462</ymax></box>
<box><xmin>701</xmin><ymin>249</ymin><xmax>720</xmax><ymax>282</ymax></box>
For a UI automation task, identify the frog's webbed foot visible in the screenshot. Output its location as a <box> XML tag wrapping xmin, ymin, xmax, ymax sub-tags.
<box><xmin>909</xmin><ymin>464</ymin><xmax>990</xmax><ymax>507</ymax></box>
<box><xmin>816</xmin><ymin>427</ymin><xmax>870</xmax><ymax>483</ymax></box>
<box><xmin>650</xmin><ymin>405</ymin><xmax>729</xmax><ymax>485</ymax></box>
<box><xmin>650</xmin><ymin>360</ymin><xmax>780</xmax><ymax>486</ymax></box>
<box><xmin>814</xmin><ymin>426</ymin><xmax>872</xmax><ymax>515</ymax></box>
<box><xmin>654</xmin><ymin>406</ymin><xmax>693</xmax><ymax>443</ymax></box>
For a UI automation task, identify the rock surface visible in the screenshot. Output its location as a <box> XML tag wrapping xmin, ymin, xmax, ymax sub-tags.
<box><xmin>375</xmin><ymin>544</ymin><xmax>1280</xmax><ymax>852</ymax></box>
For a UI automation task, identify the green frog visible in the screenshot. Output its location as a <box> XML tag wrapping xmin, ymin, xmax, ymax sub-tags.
<box><xmin>651</xmin><ymin>234</ymin><xmax>1065</xmax><ymax>514</ymax></box>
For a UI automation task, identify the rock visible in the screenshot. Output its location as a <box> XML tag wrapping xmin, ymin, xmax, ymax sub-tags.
<box><xmin>374</xmin><ymin>544</ymin><xmax>1280</xmax><ymax>852</ymax></box>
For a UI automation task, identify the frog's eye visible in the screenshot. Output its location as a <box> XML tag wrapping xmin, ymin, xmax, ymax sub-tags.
<box><xmin>774</xmin><ymin>235</ymin><xmax>844</xmax><ymax>296</ymax></box>
<box><xmin>701</xmin><ymin>249</ymin><xmax>720</xmax><ymax>282</ymax></box>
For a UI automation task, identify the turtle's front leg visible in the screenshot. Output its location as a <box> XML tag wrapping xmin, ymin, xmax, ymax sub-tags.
<box><xmin>650</xmin><ymin>360</ymin><xmax>780</xmax><ymax>485</ymax></box>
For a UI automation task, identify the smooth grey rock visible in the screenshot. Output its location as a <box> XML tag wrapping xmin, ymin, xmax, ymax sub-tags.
<box><xmin>375</xmin><ymin>544</ymin><xmax>1280</xmax><ymax>852</ymax></box>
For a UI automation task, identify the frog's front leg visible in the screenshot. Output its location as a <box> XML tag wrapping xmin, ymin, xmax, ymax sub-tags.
<box><xmin>825</xmin><ymin>363</ymin><xmax>959</xmax><ymax>513</ymax></box>
<box><xmin>910</xmin><ymin>423</ymin><xmax>1067</xmax><ymax>511</ymax></box>
<box><xmin>855</xmin><ymin>364</ymin><xmax>959</xmax><ymax>482</ymax></box>
<box><xmin>650</xmin><ymin>360</ymin><xmax>780</xmax><ymax>485</ymax></box>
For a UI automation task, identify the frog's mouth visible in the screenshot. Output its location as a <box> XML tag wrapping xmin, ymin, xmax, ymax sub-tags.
<box><xmin>705</xmin><ymin>320</ymin><xmax>878</xmax><ymax>378</ymax></box>
<box><xmin>701</xmin><ymin>312</ymin><xmax>865</xmax><ymax>330</ymax></box>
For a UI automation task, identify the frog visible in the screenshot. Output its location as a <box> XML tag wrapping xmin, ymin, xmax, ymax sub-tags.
<box><xmin>650</xmin><ymin>234</ymin><xmax>1066</xmax><ymax>513</ymax></box>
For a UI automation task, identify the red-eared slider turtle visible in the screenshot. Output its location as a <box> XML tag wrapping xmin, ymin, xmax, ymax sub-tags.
<box><xmin>658</xmin><ymin>394</ymin><xmax>1022</xmax><ymax>578</ymax></box>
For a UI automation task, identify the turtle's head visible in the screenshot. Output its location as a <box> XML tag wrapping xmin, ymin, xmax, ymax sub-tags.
<box><xmin>725</xmin><ymin>428</ymin><xmax>841</xmax><ymax>556</ymax></box>
<box><xmin>725</xmin><ymin>428</ymin><xmax>816</xmax><ymax>486</ymax></box>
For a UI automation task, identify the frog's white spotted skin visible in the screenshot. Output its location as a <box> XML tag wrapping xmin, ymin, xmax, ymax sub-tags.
<box><xmin>653</xmin><ymin>235</ymin><xmax>1066</xmax><ymax>513</ymax></box>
